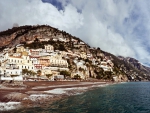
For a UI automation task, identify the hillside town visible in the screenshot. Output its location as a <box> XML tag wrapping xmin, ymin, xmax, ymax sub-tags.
<box><xmin>0</xmin><ymin>25</ymin><xmax>149</xmax><ymax>112</ymax></box>
<box><xmin>0</xmin><ymin>35</ymin><xmax>115</xmax><ymax>83</ymax></box>
<box><xmin>0</xmin><ymin>25</ymin><xmax>148</xmax><ymax>83</ymax></box>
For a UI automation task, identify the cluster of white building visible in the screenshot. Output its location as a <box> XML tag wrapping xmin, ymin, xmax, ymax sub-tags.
<box><xmin>0</xmin><ymin>35</ymin><xmax>114</xmax><ymax>82</ymax></box>
<box><xmin>0</xmin><ymin>44</ymin><xmax>68</xmax><ymax>81</ymax></box>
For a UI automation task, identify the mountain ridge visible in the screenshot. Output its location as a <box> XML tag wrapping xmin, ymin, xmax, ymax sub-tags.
<box><xmin>0</xmin><ymin>25</ymin><xmax>150</xmax><ymax>81</ymax></box>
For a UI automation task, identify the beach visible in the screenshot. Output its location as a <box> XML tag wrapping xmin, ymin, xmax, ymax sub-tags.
<box><xmin>0</xmin><ymin>81</ymin><xmax>114</xmax><ymax>112</ymax></box>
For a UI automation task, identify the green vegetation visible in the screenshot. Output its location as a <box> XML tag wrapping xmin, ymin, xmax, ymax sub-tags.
<box><xmin>37</xmin><ymin>70</ymin><xmax>41</xmax><ymax>76</ymax></box>
<box><xmin>24</xmin><ymin>41</ymin><xmax>44</xmax><ymax>49</ymax></box>
<box><xmin>24</xmin><ymin>40</ymin><xmax>67</xmax><ymax>51</ymax></box>
<box><xmin>60</xmin><ymin>70</ymin><xmax>71</xmax><ymax>78</ymax></box>
<box><xmin>79</xmin><ymin>67</ymin><xmax>85</xmax><ymax>72</ymax></box>
<box><xmin>10</xmin><ymin>74</ymin><xmax>19</xmax><ymax>77</ymax></box>
<box><xmin>94</xmin><ymin>67</ymin><xmax>104</xmax><ymax>79</ymax></box>
<box><xmin>22</xmin><ymin>69</ymin><xmax>36</xmax><ymax>77</ymax></box>
<box><xmin>46</xmin><ymin>74</ymin><xmax>52</xmax><ymax>78</ymax></box>
<box><xmin>74</xmin><ymin>74</ymin><xmax>81</xmax><ymax>79</ymax></box>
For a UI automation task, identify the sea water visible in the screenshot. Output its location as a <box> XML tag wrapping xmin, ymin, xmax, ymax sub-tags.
<box><xmin>12</xmin><ymin>82</ymin><xmax>150</xmax><ymax>113</ymax></box>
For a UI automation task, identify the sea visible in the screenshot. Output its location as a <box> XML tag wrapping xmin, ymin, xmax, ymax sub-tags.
<box><xmin>12</xmin><ymin>82</ymin><xmax>150</xmax><ymax>113</ymax></box>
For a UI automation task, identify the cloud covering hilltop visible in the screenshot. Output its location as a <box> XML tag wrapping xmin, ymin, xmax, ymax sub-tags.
<box><xmin>0</xmin><ymin>0</ymin><xmax>150</xmax><ymax>66</ymax></box>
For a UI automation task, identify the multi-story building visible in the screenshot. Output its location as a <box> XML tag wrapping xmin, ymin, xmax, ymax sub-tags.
<box><xmin>29</xmin><ymin>48</ymin><xmax>43</xmax><ymax>56</ymax></box>
<box><xmin>49</xmin><ymin>55</ymin><xmax>68</xmax><ymax>68</ymax></box>
<box><xmin>39</xmin><ymin>56</ymin><xmax>50</xmax><ymax>67</ymax></box>
<box><xmin>16</xmin><ymin>45</ymin><xmax>26</xmax><ymax>53</ymax></box>
<box><xmin>44</xmin><ymin>45</ymin><xmax>54</xmax><ymax>53</ymax></box>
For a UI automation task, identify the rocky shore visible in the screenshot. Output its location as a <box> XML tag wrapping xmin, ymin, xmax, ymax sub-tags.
<box><xmin>0</xmin><ymin>81</ymin><xmax>115</xmax><ymax>112</ymax></box>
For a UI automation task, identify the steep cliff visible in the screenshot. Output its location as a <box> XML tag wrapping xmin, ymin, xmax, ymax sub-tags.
<box><xmin>118</xmin><ymin>56</ymin><xmax>150</xmax><ymax>80</ymax></box>
<box><xmin>0</xmin><ymin>25</ymin><xmax>81</xmax><ymax>49</ymax></box>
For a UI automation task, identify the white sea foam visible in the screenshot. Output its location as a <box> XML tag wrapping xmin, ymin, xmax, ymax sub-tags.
<box><xmin>44</xmin><ymin>87</ymin><xmax>89</xmax><ymax>95</ymax></box>
<box><xmin>0</xmin><ymin>102</ymin><xmax>21</xmax><ymax>111</ymax></box>
<box><xmin>65</xmin><ymin>87</ymin><xmax>88</xmax><ymax>90</ymax></box>
<box><xmin>91</xmin><ymin>84</ymin><xmax>109</xmax><ymax>88</ymax></box>
<box><xmin>44</xmin><ymin>88</ymin><xmax>66</xmax><ymax>94</ymax></box>
<box><xmin>27</xmin><ymin>94</ymin><xmax>53</xmax><ymax>101</ymax></box>
<box><xmin>121</xmin><ymin>82</ymin><xmax>127</xmax><ymax>84</ymax></box>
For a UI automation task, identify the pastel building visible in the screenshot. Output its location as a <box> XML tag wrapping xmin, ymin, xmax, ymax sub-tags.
<box><xmin>16</xmin><ymin>46</ymin><xmax>26</xmax><ymax>53</ymax></box>
<box><xmin>39</xmin><ymin>56</ymin><xmax>50</xmax><ymax>67</ymax></box>
<box><xmin>44</xmin><ymin>45</ymin><xmax>54</xmax><ymax>53</ymax></box>
<box><xmin>49</xmin><ymin>56</ymin><xmax>68</xmax><ymax>67</ymax></box>
<box><xmin>6</xmin><ymin>55</ymin><xmax>35</xmax><ymax>71</ymax></box>
<box><xmin>29</xmin><ymin>49</ymin><xmax>43</xmax><ymax>56</ymax></box>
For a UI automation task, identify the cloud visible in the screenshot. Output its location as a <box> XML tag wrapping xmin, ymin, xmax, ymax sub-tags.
<box><xmin>1</xmin><ymin>0</ymin><xmax>150</xmax><ymax>65</ymax></box>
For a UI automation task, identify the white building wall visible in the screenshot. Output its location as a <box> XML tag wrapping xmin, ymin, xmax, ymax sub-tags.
<box><xmin>18</xmin><ymin>64</ymin><xmax>34</xmax><ymax>70</ymax></box>
<box><xmin>5</xmin><ymin>69</ymin><xmax>22</xmax><ymax>75</ymax></box>
<box><xmin>8</xmin><ymin>57</ymin><xmax>23</xmax><ymax>64</ymax></box>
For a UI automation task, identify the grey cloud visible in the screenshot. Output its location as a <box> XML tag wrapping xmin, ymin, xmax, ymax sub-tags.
<box><xmin>1</xmin><ymin>0</ymin><xmax>150</xmax><ymax>65</ymax></box>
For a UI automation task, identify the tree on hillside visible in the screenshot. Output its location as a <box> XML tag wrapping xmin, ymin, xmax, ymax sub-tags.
<box><xmin>60</xmin><ymin>70</ymin><xmax>71</xmax><ymax>78</ymax></box>
<box><xmin>22</xmin><ymin>69</ymin><xmax>28</xmax><ymax>75</ymax></box>
<box><xmin>79</xmin><ymin>67</ymin><xmax>85</xmax><ymax>72</ymax></box>
<box><xmin>74</xmin><ymin>74</ymin><xmax>81</xmax><ymax>80</ymax></box>
<box><xmin>34</xmin><ymin>37</ymin><xmax>39</xmax><ymax>42</ymax></box>
<box><xmin>29</xmin><ymin>70</ymin><xmax>36</xmax><ymax>77</ymax></box>
<box><xmin>37</xmin><ymin>70</ymin><xmax>42</xmax><ymax>80</ymax></box>
<box><xmin>103</xmin><ymin>71</ymin><xmax>113</xmax><ymax>80</ymax></box>
<box><xmin>97</xmin><ymin>47</ymin><xmax>101</xmax><ymax>51</ymax></box>
<box><xmin>22</xmin><ymin>69</ymin><xmax>28</xmax><ymax>79</ymax></box>
<box><xmin>13</xmin><ymin>47</ymin><xmax>17</xmax><ymax>53</ymax></box>
<box><xmin>46</xmin><ymin>74</ymin><xmax>53</xmax><ymax>79</ymax></box>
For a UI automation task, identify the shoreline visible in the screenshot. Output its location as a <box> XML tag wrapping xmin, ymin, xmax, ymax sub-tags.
<box><xmin>0</xmin><ymin>81</ymin><xmax>117</xmax><ymax>112</ymax></box>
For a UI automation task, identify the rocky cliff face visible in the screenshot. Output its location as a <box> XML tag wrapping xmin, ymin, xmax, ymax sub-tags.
<box><xmin>118</xmin><ymin>56</ymin><xmax>150</xmax><ymax>73</ymax></box>
<box><xmin>0</xmin><ymin>25</ymin><xmax>80</xmax><ymax>49</ymax></box>
<box><xmin>118</xmin><ymin>56</ymin><xmax>150</xmax><ymax>80</ymax></box>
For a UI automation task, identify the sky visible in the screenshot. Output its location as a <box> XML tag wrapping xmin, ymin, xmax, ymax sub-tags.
<box><xmin>0</xmin><ymin>0</ymin><xmax>150</xmax><ymax>66</ymax></box>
